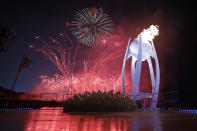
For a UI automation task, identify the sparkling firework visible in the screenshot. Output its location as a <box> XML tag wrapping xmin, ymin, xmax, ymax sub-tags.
<box><xmin>30</xmin><ymin>23</ymin><xmax>132</xmax><ymax>99</ymax></box>
<box><xmin>30</xmin><ymin>33</ymin><xmax>125</xmax><ymax>97</ymax></box>
<box><xmin>70</xmin><ymin>8</ymin><xmax>114</xmax><ymax>47</ymax></box>
<box><xmin>29</xmin><ymin>32</ymin><xmax>79</xmax><ymax>82</ymax></box>
<box><xmin>36</xmin><ymin>74</ymin><xmax>122</xmax><ymax>95</ymax></box>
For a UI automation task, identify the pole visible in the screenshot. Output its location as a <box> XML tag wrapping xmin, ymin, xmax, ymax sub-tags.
<box><xmin>5</xmin><ymin>55</ymin><xmax>25</xmax><ymax>108</ymax></box>
<box><xmin>83</xmin><ymin>60</ymin><xmax>86</xmax><ymax>91</ymax></box>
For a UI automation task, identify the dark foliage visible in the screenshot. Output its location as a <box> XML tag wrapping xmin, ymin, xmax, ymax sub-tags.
<box><xmin>135</xmin><ymin>100</ymin><xmax>144</xmax><ymax>109</ymax></box>
<box><xmin>63</xmin><ymin>90</ymin><xmax>136</xmax><ymax>112</ymax></box>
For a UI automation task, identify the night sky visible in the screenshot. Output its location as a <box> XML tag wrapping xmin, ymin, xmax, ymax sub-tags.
<box><xmin>0</xmin><ymin>0</ymin><xmax>196</xmax><ymax>105</ymax></box>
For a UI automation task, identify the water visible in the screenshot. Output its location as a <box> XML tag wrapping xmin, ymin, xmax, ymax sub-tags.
<box><xmin>0</xmin><ymin>107</ymin><xmax>197</xmax><ymax>131</ymax></box>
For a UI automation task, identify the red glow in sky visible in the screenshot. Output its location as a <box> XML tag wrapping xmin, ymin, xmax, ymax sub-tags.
<box><xmin>31</xmin><ymin>18</ymin><xmax>166</xmax><ymax>99</ymax></box>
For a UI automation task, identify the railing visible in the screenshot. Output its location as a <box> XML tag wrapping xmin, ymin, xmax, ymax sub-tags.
<box><xmin>40</xmin><ymin>93</ymin><xmax>58</xmax><ymax>101</ymax></box>
<box><xmin>128</xmin><ymin>93</ymin><xmax>160</xmax><ymax>107</ymax></box>
<box><xmin>62</xmin><ymin>94</ymin><xmax>75</xmax><ymax>101</ymax></box>
<box><xmin>39</xmin><ymin>93</ymin><xmax>76</xmax><ymax>102</ymax></box>
<box><xmin>128</xmin><ymin>93</ymin><xmax>158</xmax><ymax>99</ymax></box>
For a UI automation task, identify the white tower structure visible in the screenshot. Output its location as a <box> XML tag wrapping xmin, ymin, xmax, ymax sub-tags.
<box><xmin>122</xmin><ymin>25</ymin><xmax>160</xmax><ymax>108</ymax></box>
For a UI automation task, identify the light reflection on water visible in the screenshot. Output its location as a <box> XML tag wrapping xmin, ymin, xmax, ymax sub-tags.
<box><xmin>24</xmin><ymin>107</ymin><xmax>162</xmax><ymax>131</ymax></box>
<box><xmin>0</xmin><ymin>107</ymin><xmax>197</xmax><ymax>131</ymax></box>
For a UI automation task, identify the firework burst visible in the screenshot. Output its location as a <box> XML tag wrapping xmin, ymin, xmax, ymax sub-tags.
<box><xmin>29</xmin><ymin>32</ymin><xmax>79</xmax><ymax>83</ymax></box>
<box><xmin>70</xmin><ymin>7</ymin><xmax>114</xmax><ymax>47</ymax></box>
<box><xmin>30</xmin><ymin>33</ymin><xmax>124</xmax><ymax>97</ymax></box>
<box><xmin>33</xmin><ymin>73</ymin><xmax>122</xmax><ymax>99</ymax></box>
<box><xmin>29</xmin><ymin>20</ymin><xmax>133</xmax><ymax>98</ymax></box>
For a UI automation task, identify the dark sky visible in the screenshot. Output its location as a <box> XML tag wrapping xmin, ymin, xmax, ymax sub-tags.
<box><xmin>0</xmin><ymin>0</ymin><xmax>196</xmax><ymax>104</ymax></box>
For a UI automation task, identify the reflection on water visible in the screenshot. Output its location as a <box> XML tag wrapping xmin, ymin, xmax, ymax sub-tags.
<box><xmin>0</xmin><ymin>107</ymin><xmax>197</xmax><ymax>131</ymax></box>
<box><xmin>24</xmin><ymin>107</ymin><xmax>162</xmax><ymax>131</ymax></box>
